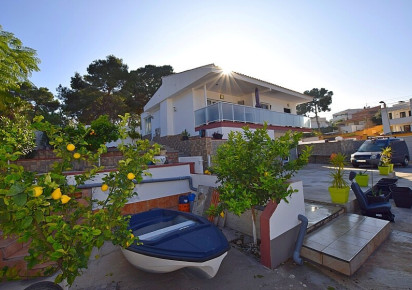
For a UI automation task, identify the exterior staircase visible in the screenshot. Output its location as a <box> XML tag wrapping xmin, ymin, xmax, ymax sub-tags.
<box><xmin>302</xmin><ymin>204</ymin><xmax>391</xmax><ymax>276</ymax></box>
<box><xmin>0</xmin><ymin>232</ymin><xmax>54</xmax><ymax>279</ymax></box>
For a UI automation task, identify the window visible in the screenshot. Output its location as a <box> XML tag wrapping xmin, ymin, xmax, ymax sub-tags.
<box><xmin>409</xmin><ymin>111</ymin><xmax>411</xmax><ymax>116</ymax></box>
<box><xmin>261</xmin><ymin>103</ymin><xmax>271</xmax><ymax>110</ymax></box>
<box><xmin>400</xmin><ymin>111</ymin><xmax>406</xmax><ymax>118</ymax></box>
<box><xmin>389</xmin><ymin>113</ymin><xmax>393</xmax><ymax>119</ymax></box>
<box><xmin>284</xmin><ymin>108</ymin><xmax>291</xmax><ymax>113</ymax></box>
<box><xmin>145</xmin><ymin>117</ymin><xmax>152</xmax><ymax>135</ymax></box>
<box><xmin>237</xmin><ymin>100</ymin><xmax>245</xmax><ymax>105</ymax></box>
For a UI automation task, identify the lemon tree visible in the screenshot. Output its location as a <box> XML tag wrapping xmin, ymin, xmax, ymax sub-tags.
<box><xmin>209</xmin><ymin>124</ymin><xmax>312</xmax><ymax>244</ymax></box>
<box><xmin>0</xmin><ymin>113</ymin><xmax>157</xmax><ymax>285</ymax></box>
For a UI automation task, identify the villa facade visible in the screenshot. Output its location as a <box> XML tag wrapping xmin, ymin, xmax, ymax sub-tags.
<box><xmin>141</xmin><ymin>64</ymin><xmax>312</xmax><ymax>140</ymax></box>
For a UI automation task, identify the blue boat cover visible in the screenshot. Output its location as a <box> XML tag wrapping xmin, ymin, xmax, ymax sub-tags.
<box><xmin>126</xmin><ymin>209</ymin><xmax>230</xmax><ymax>262</ymax></box>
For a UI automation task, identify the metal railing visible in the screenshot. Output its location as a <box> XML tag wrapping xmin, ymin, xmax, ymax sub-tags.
<box><xmin>194</xmin><ymin>102</ymin><xmax>311</xmax><ymax>128</ymax></box>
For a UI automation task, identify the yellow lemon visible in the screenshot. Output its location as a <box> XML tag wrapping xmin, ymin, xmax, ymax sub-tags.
<box><xmin>264</xmin><ymin>171</ymin><xmax>269</xmax><ymax>177</ymax></box>
<box><xmin>130</xmin><ymin>233</ymin><xmax>134</xmax><ymax>239</ymax></box>
<box><xmin>127</xmin><ymin>173</ymin><xmax>135</xmax><ymax>180</ymax></box>
<box><xmin>66</xmin><ymin>144</ymin><xmax>75</xmax><ymax>151</ymax></box>
<box><xmin>73</xmin><ymin>153</ymin><xmax>81</xmax><ymax>159</ymax></box>
<box><xmin>33</xmin><ymin>186</ymin><xmax>43</xmax><ymax>197</ymax></box>
<box><xmin>101</xmin><ymin>184</ymin><xmax>109</xmax><ymax>191</ymax></box>
<box><xmin>52</xmin><ymin>188</ymin><xmax>62</xmax><ymax>200</ymax></box>
<box><xmin>220</xmin><ymin>211</ymin><xmax>225</xmax><ymax>218</ymax></box>
<box><xmin>204</xmin><ymin>170</ymin><xmax>210</xmax><ymax>175</ymax></box>
<box><xmin>61</xmin><ymin>195</ymin><xmax>71</xmax><ymax>204</ymax></box>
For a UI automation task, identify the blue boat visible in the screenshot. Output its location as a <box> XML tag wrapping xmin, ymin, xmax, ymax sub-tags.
<box><xmin>121</xmin><ymin>208</ymin><xmax>230</xmax><ymax>278</ymax></box>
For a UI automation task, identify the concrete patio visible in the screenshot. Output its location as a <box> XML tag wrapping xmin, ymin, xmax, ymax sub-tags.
<box><xmin>2</xmin><ymin>164</ymin><xmax>412</xmax><ymax>289</ymax></box>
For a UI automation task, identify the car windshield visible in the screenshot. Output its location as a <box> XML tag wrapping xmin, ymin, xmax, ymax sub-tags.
<box><xmin>358</xmin><ymin>140</ymin><xmax>389</xmax><ymax>152</ymax></box>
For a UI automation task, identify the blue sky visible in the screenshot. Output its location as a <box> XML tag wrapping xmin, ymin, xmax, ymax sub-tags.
<box><xmin>1</xmin><ymin>0</ymin><xmax>412</xmax><ymax>119</ymax></box>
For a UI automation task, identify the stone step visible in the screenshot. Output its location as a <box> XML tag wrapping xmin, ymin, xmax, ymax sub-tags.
<box><xmin>0</xmin><ymin>236</ymin><xmax>23</xmax><ymax>259</ymax></box>
<box><xmin>301</xmin><ymin>213</ymin><xmax>391</xmax><ymax>276</ymax></box>
<box><xmin>5</xmin><ymin>246</ymin><xmax>29</xmax><ymax>260</ymax></box>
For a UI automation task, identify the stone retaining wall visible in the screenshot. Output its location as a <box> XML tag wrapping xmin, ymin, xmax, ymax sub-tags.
<box><xmin>12</xmin><ymin>148</ymin><xmax>178</xmax><ymax>173</ymax></box>
<box><xmin>298</xmin><ymin>140</ymin><xmax>364</xmax><ymax>163</ymax></box>
<box><xmin>151</xmin><ymin>135</ymin><xmax>216</xmax><ymax>169</ymax></box>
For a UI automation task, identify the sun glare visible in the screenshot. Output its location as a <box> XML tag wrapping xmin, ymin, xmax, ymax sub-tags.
<box><xmin>221</xmin><ymin>67</ymin><xmax>232</xmax><ymax>75</ymax></box>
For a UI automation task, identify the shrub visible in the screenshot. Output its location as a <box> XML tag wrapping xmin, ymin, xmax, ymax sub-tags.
<box><xmin>209</xmin><ymin>124</ymin><xmax>311</xmax><ymax>243</ymax></box>
<box><xmin>0</xmin><ymin>113</ymin><xmax>157</xmax><ymax>285</ymax></box>
<box><xmin>0</xmin><ymin>114</ymin><xmax>35</xmax><ymax>155</ymax></box>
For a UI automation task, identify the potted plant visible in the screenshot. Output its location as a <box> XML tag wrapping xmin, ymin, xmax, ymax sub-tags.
<box><xmin>181</xmin><ymin>129</ymin><xmax>190</xmax><ymax>141</ymax></box>
<box><xmin>153</xmin><ymin>146</ymin><xmax>167</xmax><ymax>165</ymax></box>
<box><xmin>207</xmin><ymin>123</ymin><xmax>312</xmax><ymax>244</ymax></box>
<box><xmin>328</xmin><ymin>153</ymin><xmax>350</xmax><ymax>204</ymax></box>
<box><xmin>378</xmin><ymin>146</ymin><xmax>392</xmax><ymax>175</ymax></box>
<box><xmin>212</xmin><ymin>131</ymin><xmax>223</xmax><ymax>140</ymax></box>
<box><xmin>354</xmin><ymin>170</ymin><xmax>369</xmax><ymax>187</ymax></box>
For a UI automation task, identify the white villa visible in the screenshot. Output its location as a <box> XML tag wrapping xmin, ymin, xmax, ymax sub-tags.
<box><xmin>381</xmin><ymin>100</ymin><xmax>412</xmax><ymax>134</ymax></box>
<box><xmin>141</xmin><ymin>64</ymin><xmax>312</xmax><ymax>140</ymax></box>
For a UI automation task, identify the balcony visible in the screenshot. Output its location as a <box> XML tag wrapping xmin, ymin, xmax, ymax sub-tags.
<box><xmin>388</xmin><ymin>116</ymin><xmax>412</xmax><ymax>126</ymax></box>
<box><xmin>194</xmin><ymin>102</ymin><xmax>311</xmax><ymax>128</ymax></box>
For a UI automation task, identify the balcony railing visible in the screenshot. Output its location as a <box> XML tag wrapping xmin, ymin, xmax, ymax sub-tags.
<box><xmin>194</xmin><ymin>102</ymin><xmax>311</xmax><ymax>128</ymax></box>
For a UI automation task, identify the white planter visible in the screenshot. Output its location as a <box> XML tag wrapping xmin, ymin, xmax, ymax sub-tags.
<box><xmin>154</xmin><ymin>156</ymin><xmax>166</xmax><ymax>165</ymax></box>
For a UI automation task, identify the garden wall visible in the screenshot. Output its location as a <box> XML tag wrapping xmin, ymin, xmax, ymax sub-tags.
<box><xmin>151</xmin><ymin>135</ymin><xmax>223</xmax><ymax>169</ymax></box>
<box><xmin>298</xmin><ymin>140</ymin><xmax>364</xmax><ymax>163</ymax></box>
<box><xmin>12</xmin><ymin>148</ymin><xmax>179</xmax><ymax>173</ymax></box>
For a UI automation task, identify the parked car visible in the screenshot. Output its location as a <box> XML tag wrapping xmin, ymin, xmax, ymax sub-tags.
<box><xmin>350</xmin><ymin>137</ymin><xmax>409</xmax><ymax>168</ymax></box>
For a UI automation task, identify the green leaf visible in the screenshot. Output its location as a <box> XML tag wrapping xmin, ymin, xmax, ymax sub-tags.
<box><xmin>13</xmin><ymin>193</ymin><xmax>27</xmax><ymax>206</ymax></box>
<box><xmin>34</xmin><ymin>210</ymin><xmax>44</xmax><ymax>223</ymax></box>
<box><xmin>16</xmin><ymin>210</ymin><xmax>27</xmax><ymax>219</ymax></box>
<box><xmin>46</xmin><ymin>236</ymin><xmax>55</xmax><ymax>244</ymax></box>
<box><xmin>91</xmin><ymin>229</ymin><xmax>101</xmax><ymax>236</ymax></box>
<box><xmin>55</xmin><ymin>273</ymin><xmax>63</xmax><ymax>283</ymax></box>
<box><xmin>50</xmin><ymin>251</ymin><xmax>63</xmax><ymax>260</ymax></box>
<box><xmin>7</xmin><ymin>183</ymin><xmax>25</xmax><ymax>196</ymax></box>
<box><xmin>21</xmin><ymin>216</ymin><xmax>33</xmax><ymax>228</ymax></box>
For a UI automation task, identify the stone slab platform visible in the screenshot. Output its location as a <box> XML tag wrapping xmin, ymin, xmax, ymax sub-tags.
<box><xmin>301</xmin><ymin>213</ymin><xmax>391</xmax><ymax>276</ymax></box>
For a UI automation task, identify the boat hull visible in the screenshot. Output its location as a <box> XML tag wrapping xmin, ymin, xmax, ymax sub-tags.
<box><xmin>122</xmin><ymin>208</ymin><xmax>229</xmax><ymax>278</ymax></box>
<box><xmin>122</xmin><ymin>248</ymin><xmax>227</xmax><ymax>278</ymax></box>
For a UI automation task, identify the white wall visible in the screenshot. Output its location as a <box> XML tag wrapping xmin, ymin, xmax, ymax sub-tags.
<box><xmin>269</xmin><ymin>181</ymin><xmax>304</xmax><ymax>240</ymax></box>
<box><xmin>340</xmin><ymin>124</ymin><xmax>364</xmax><ymax>133</ymax></box>
<box><xmin>145</xmin><ymin>66</ymin><xmax>212</xmax><ymax>111</ymax></box>
<box><xmin>160</xmin><ymin>98</ymin><xmax>174</xmax><ymax>137</ymax></box>
<box><xmin>179</xmin><ymin>156</ymin><xmax>204</xmax><ymax>173</ymax></box>
<box><xmin>193</xmin><ymin>88</ymin><xmax>206</xmax><ymax>110</ymax></box>
<box><xmin>173</xmin><ymin>91</ymin><xmax>195</xmax><ymax>136</ymax></box>
<box><xmin>74</xmin><ymin>163</ymin><xmax>195</xmax><ymax>209</ymax></box>
<box><xmin>260</xmin><ymin>93</ymin><xmax>298</xmax><ymax>114</ymax></box>
<box><xmin>206</xmin><ymin>90</ymin><xmax>248</xmax><ymax>106</ymax></box>
<box><xmin>151</xmin><ymin>110</ymin><xmax>161</xmax><ymax>136</ymax></box>
<box><xmin>191</xmin><ymin>174</ymin><xmax>220</xmax><ymax>188</ymax></box>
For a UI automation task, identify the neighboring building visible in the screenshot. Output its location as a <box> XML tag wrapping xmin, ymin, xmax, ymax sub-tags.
<box><xmin>141</xmin><ymin>64</ymin><xmax>312</xmax><ymax>139</ymax></box>
<box><xmin>331</xmin><ymin>108</ymin><xmax>363</xmax><ymax>123</ymax></box>
<box><xmin>310</xmin><ymin>117</ymin><xmax>329</xmax><ymax>129</ymax></box>
<box><xmin>338</xmin><ymin>106</ymin><xmax>380</xmax><ymax>133</ymax></box>
<box><xmin>381</xmin><ymin>100</ymin><xmax>412</xmax><ymax>134</ymax></box>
